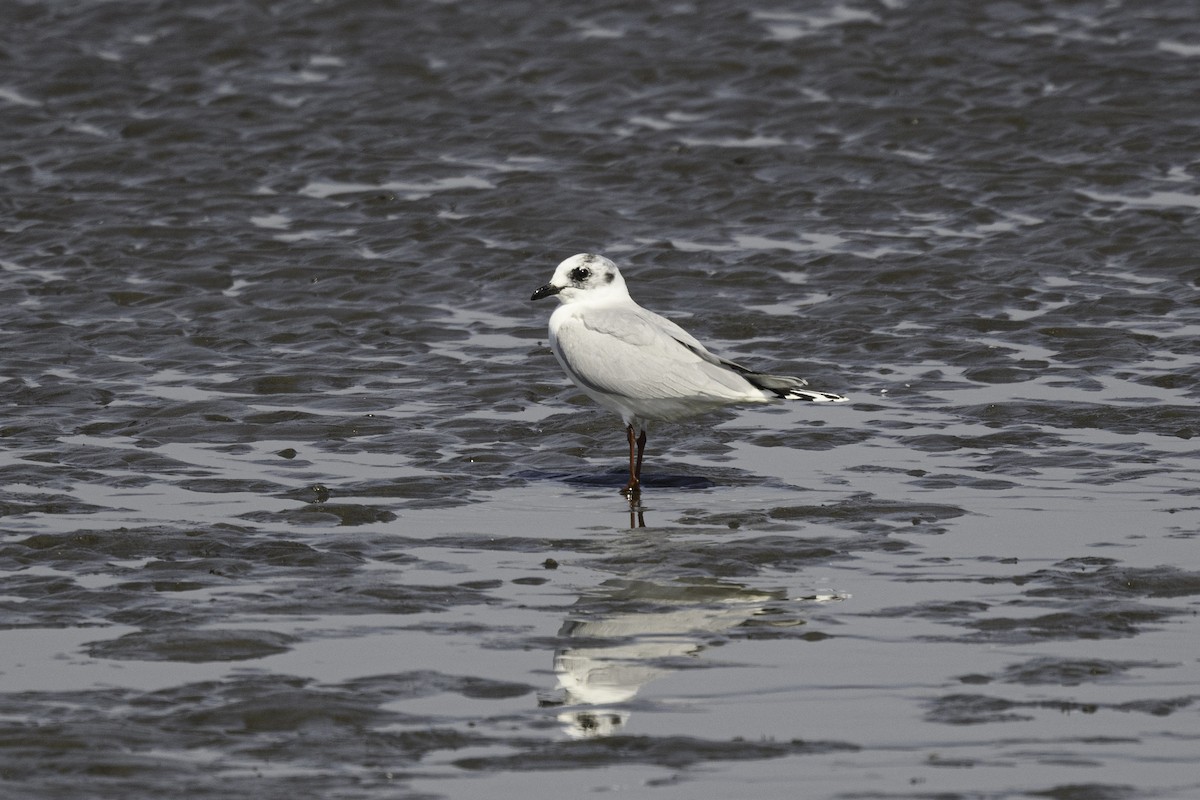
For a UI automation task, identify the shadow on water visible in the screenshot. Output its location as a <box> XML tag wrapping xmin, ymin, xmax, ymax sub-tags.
<box><xmin>514</xmin><ymin>467</ymin><xmax>717</xmax><ymax>492</ymax></box>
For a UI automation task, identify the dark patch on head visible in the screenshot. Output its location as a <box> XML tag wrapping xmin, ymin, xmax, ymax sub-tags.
<box><xmin>604</xmin><ymin>271</ymin><xmax>615</xmax><ymax>283</ymax></box>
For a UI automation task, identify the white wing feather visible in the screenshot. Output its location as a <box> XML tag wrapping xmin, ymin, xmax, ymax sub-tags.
<box><xmin>552</xmin><ymin>305</ymin><xmax>761</xmax><ymax>403</ymax></box>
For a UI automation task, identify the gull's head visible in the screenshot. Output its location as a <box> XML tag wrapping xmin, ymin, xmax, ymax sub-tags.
<box><xmin>530</xmin><ymin>253</ymin><xmax>628</xmax><ymax>305</ymax></box>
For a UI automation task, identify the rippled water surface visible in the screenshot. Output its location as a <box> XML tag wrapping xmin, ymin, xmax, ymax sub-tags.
<box><xmin>3</xmin><ymin>1</ymin><xmax>1199</xmax><ymax>798</ymax></box>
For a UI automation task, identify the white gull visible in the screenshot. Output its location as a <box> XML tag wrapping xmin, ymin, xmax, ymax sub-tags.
<box><xmin>531</xmin><ymin>253</ymin><xmax>846</xmax><ymax>494</ymax></box>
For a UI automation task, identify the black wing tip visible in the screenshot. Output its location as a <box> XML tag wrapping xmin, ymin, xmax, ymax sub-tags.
<box><xmin>781</xmin><ymin>389</ymin><xmax>848</xmax><ymax>402</ymax></box>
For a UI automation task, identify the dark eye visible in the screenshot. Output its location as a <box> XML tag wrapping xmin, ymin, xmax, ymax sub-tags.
<box><xmin>569</xmin><ymin>267</ymin><xmax>591</xmax><ymax>282</ymax></box>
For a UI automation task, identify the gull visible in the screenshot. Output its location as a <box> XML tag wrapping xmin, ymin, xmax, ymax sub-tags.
<box><xmin>531</xmin><ymin>253</ymin><xmax>847</xmax><ymax>495</ymax></box>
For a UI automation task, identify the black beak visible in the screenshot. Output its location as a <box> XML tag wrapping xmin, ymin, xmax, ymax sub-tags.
<box><xmin>530</xmin><ymin>283</ymin><xmax>561</xmax><ymax>301</ymax></box>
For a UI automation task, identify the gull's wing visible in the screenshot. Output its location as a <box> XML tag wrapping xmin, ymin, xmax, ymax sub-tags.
<box><xmin>551</xmin><ymin>304</ymin><xmax>759</xmax><ymax>402</ymax></box>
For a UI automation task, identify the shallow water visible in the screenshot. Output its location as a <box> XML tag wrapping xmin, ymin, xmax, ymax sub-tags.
<box><xmin>2</xmin><ymin>0</ymin><xmax>1200</xmax><ymax>798</ymax></box>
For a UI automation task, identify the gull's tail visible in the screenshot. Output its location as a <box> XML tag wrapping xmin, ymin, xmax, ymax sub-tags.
<box><xmin>740</xmin><ymin>370</ymin><xmax>848</xmax><ymax>403</ymax></box>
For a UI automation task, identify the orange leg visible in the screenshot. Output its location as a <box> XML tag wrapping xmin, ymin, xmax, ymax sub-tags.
<box><xmin>621</xmin><ymin>425</ymin><xmax>647</xmax><ymax>496</ymax></box>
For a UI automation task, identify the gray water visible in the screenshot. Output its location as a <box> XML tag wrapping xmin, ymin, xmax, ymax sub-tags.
<box><xmin>2</xmin><ymin>1</ymin><xmax>1199</xmax><ymax>798</ymax></box>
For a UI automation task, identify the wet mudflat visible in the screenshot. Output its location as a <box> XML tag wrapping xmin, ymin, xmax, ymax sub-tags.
<box><xmin>2</xmin><ymin>1</ymin><xmax>1199</xmax><ymax>798</ymax></box>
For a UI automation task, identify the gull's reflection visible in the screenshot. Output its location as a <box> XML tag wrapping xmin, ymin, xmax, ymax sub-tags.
<box><xmin>540</xmin><ymin>577</ymin><xmax>799</xmax><ymax>738</ymax></box>
<box><xmin>627</xmin><ymin>495</ymin><xmax>645</xmax><ymax>528</ymax></box>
